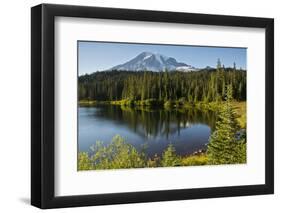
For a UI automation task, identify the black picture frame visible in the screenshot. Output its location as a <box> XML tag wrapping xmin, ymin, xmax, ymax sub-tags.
<box><xmin>31</xmin><ymin>3</ymin><xmax>274</xmax><ymax>209</ymax></box>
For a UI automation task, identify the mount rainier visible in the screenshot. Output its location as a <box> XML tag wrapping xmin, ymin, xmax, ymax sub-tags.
<box><xmin>109</xmin><ymin>52</ymin><xmax>197</xmax><ymax>72</ymax></box>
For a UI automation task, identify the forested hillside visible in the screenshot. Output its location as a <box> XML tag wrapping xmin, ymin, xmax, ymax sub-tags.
<box><xmin>78</xmin><ymin>66</ymin><xmax>246</xmax><ymax>103</ymax></box>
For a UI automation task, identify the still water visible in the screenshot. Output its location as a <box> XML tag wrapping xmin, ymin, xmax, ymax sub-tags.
<box><xmin>78</xmin><ymin>105</ymin><xmax>217</xmax><ymax>158</ymax></box>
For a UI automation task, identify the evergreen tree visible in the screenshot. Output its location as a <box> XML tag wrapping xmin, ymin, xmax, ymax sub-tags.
<box><xmin>207</xmin><ymin>85</ymin><xmax>246</xmax><ymax>164</ymax></box>
<box><xmin>233</xmin><ymin>62</ymin><xmax>236</xmax><ymax>71</ymax></box>
<box><xmin>217</xmin><ymin>58</ymin><xmax>222</xmax><ymax>70</ymax></box>
<box><xmin>161</xmin><ymin>144</ymin><xmax>180</xmax><ymax>167</ymax></box>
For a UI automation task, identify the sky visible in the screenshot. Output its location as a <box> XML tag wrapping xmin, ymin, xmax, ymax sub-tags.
<box><xmin>78</xmin><ymin>41</ymin><xmax>247</xmax><ymax>75</ymax></box>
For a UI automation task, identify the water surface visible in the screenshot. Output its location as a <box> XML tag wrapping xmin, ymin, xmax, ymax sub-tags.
<box><xmin>78</xmin><ymin>105</ymin><xmax>217</xmax><ymax>157</ymax></box>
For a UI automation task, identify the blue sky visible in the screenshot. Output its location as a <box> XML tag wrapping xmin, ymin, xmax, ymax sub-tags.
<box><xmin>78</xmin><ymin>41</ymin><xmax>247</xmax><ymax>75</ymax></box>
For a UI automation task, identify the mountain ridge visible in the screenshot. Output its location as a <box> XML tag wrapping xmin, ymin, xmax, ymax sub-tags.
<box><xmin>109</xmin><ymin>52</ymin><xmax>197</xmax><ymax>72</ymax></box>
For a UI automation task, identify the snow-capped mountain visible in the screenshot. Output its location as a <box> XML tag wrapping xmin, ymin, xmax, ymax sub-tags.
<box><xmin>109</xmin><ymin>52</ymin><xmax>197</xmax><ymax>72</ymax></box>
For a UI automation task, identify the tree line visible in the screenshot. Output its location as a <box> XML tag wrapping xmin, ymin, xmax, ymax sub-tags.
<box><xmin>79</xmin><ymin>62</ymin><xmax>246</xmax><ymax>103</ymax></box>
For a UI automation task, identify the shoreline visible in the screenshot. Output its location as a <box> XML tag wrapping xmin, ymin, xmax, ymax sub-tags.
<box><xmin>79</xmin><ymin>99</ymin><xmax>246</xmax><ymax>128</ymax></box>
<box><xmin>79</xmin><ymin>99</ymin><xmax>224</xmax><ymax>109</ymax></box>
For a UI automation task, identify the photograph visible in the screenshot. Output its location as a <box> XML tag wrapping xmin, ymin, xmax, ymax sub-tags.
<box><xmin>77</xmin><ymin>41</ymin><xmax>247</xmax><ymax>171</ymax></box>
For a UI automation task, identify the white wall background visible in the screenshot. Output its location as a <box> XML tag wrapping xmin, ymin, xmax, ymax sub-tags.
<box><xmin>0</xmin><ymin>0</ymin><xmax>279</xmax><ymax>212</ymax></box>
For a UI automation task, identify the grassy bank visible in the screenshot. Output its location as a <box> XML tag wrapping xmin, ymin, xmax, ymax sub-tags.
<box><xmin>232</xmin><ymin>102</ymin><xmax>246</xmax><ymax>129</ymax></box>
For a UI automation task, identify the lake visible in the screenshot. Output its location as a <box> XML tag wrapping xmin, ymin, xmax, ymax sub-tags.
<box><xmin>78</xmin><ymin>105</ymin><xmax>217</xmax><ymax>158</ymax></box>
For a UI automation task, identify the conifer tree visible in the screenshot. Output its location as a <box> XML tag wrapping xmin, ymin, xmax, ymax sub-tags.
<box><xmin>207</xmin><ymin>85</ymin><xmax>246</xmax><ymax>164</ymax></box>
<box><xmin>161</xmin><ymin>144</ymin><xmax>180</xmax><ymax>167</ymax></box>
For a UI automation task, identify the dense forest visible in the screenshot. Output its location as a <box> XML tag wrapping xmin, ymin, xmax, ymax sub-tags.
<box><xmin>78</xmin><ymin>64</ymin><xmax>246</xmax><ymax>103</ymax></box>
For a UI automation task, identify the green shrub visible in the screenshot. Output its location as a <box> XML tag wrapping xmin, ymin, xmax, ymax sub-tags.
<box><xmin>88</xmin><ymin>135</ymin><xmax>145</xmax><ymax>170</ymax></box>
<box><xmin>181</xmin><ymin>154</ymin><xmax>208</xmax><ymax>166</ymax></box>
<box><xmin>78</xmin><ymin>152</ymin><xmax>93</xmax><ymax>170</ymax></box>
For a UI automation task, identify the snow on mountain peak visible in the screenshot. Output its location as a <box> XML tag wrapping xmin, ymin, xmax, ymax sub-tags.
<box><xmin>143</xmin><ymin>54</ymin><xmax>152</xmax><ymax>60</ymax></box>
<box><xmin>110</xmin><ymin>52</ymin><xmax>197</xmax><ymax>72</ymax></box>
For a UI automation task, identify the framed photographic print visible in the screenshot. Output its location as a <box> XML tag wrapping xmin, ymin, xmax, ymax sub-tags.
<box><xmin>31</xmin><ymin>3</ymin><xmax>274</xmax><ymax>209</ymax></box>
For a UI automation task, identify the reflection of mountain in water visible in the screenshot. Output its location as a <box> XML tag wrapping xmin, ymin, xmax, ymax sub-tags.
<box><xmin>91</xmin><ymin>105</ymin><xmax>217</xmax><ymax>140</ymax></box>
